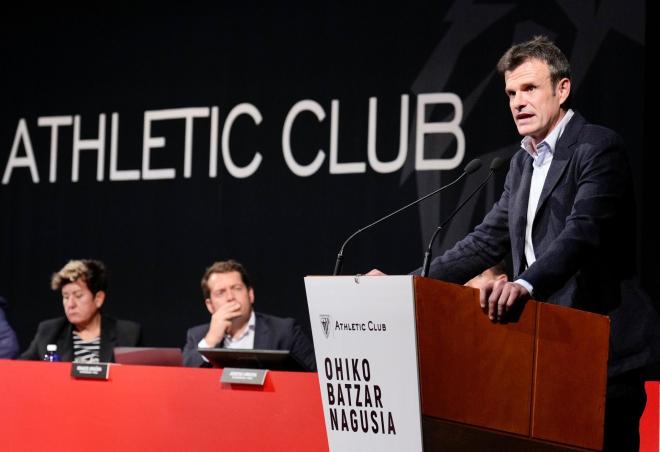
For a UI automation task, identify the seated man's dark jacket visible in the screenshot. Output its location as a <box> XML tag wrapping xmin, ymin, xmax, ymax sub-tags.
<box><xmin>183</xmin><ymin>312</ymin><xmax>316</xmax><ymax>371</ymax></box>
<box><xmin>20</xmin><ymin>315</ymin><xmax>141</xmax><ymax>362</ymax></box>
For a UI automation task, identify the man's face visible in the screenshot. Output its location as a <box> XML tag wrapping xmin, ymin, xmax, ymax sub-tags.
<box><xmin>205</xmin><ymin>271</ymin><xmax>254</xmax><ymax>321</ymax></box>
<box><xmin>504</xmin><ymin>58</ymin><xmax>570</xmax><ymax>143</ymax></box>
<box><xmin>62</xmin><ymin>279</ymin><xmax>104</xmax><ymax>328</ymax></box>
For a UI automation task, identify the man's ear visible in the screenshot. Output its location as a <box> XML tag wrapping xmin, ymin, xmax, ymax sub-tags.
<box><xmin>248</xmin><ymin>288</ymin><xmax>255</xmax><ymax>305</ymax></box>
<box><xmin>557</xmin><ymin>77</ymin><xmax>571</xmax><ymax>105</ymax></box>
<box><xmin>497</xmin><ymin>273</ymin><xmax>509</xmax><ymax>283</ymax></box>
<box><xmin>204</xmin><ymin>298</ymin><xmax>215</xmax><ymax>315</ymax></box>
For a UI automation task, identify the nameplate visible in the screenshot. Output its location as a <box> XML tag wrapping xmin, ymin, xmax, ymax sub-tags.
<box><xmin>71</xmin><ymin>362</ymin><xmax>110</xmax><ymax>380</ymax></box>
<box><xmin>221</xmin><ymin>367</ymin><xmax>267</xmax><ymax>386</ymax></box>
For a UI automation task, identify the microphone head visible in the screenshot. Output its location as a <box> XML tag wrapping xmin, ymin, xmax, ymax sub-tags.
<box><xmin>490</xmin><ymin>156</ymin><xmax>507</xmax><ymax>171</ymax></box>
<box><xmin>463</xmin><ymin>158</ymin><xmax>482</xmax><ymax>174</ymax></box>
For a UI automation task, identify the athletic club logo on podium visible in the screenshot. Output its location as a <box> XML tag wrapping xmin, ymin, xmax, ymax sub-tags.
<box><xmin>320</xmin><ymin>314</ymin><xmax>331</xmax><ymax>338</ymax></box>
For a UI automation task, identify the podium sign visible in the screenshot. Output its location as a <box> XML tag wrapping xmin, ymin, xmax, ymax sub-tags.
<box><xmin>305</xmin><ymin>275</ymin><xmax>423</xmax><ymax>452</ymax></box>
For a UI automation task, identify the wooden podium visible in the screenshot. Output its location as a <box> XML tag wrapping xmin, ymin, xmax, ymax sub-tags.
<box><xmin>305</xmin><ymin>275</ymin><xmax>610</xmax><ymax>452</ymax></box>
<box><xmin>415</xmin><ymin>277</ymin><xmax>609</xmax><ymax>451</ymax></box>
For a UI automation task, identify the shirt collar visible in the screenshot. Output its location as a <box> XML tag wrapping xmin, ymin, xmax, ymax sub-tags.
<box><xmin>521</xmin><ymin>109</ymin><xmax>574</xmax><ymax>166</ymax></box>
<box><xmin>225</xmin><ymin>310</ymin><xmax>256</xmax><ymax>343</ymax></box>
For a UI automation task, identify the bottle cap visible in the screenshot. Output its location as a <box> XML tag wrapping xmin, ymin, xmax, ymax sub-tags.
<box><xmin>46</xmin><ymin>344</ymin><xmax>58</xmax><ymax>352</ymax></box>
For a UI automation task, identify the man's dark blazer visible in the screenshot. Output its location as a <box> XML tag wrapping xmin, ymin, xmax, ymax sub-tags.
<box><xmin>182</xmin><ymin>312</ymin><xmax>317</xmax><ymax>371</ymax></box>
<box><xmin>609</xmin><ymin>279</ymin><xmax>660</xmax><ymax>378</ymax></box>
<box><xmin>20</xmin><ymin>315</ymin><xmax>141</xmax><ymax>362</ymax></box>
<box><xmin>427</xmin><ymin>112</ymin><xmax>635</xmax><ymax>313</ymax></box>
<box><xmin>426</xmin><ymin>112</ymin><xmax>645</xmax><ymax>375</ymax></box>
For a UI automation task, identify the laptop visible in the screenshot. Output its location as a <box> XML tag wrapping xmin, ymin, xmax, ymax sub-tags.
<box><xmin>113</xmin><ymin>347</ymin><xmax>183</xmax><ymax>367</ymax></box>
<box><xmin>197</xmin><ymin>348</ymin><xmax>305</xmax><ymax>371</ymax></box>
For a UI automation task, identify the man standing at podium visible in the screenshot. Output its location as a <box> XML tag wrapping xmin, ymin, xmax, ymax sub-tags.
<box><xmin>183</xmin><ymin>259</ymin><xmax>316</xmax><ymax>371</ymax></box>
<box><xmin>372</xmin><ymin>36</ymin><xmax>643</xmax><ymax>450</ymax></box>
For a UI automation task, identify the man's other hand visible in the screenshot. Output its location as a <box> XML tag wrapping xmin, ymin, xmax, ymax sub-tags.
<box><xmin>366</xmin><ymin>269</ymin><xmax>387</xmax><ymax>276</ymax></box>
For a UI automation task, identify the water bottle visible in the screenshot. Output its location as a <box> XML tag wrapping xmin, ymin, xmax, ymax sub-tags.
<box><xmin>44</xmin><ymin>344</ymin><xmax>61</xmax><ymax>362</ymax></box>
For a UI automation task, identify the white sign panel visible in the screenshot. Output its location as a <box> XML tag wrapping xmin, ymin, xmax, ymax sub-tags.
<box><xmin>304</xmin><ymin>275</ymin><xmax>423</xmax><ymax>452</ymax></box>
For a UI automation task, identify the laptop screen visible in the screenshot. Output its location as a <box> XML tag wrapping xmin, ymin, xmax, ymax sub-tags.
<box><xmin>197</xmin><ymin>348</ymin><xmax>305</xmax><ymax>371</ymax></box>
<box><xmin>113</xmin><ymin>347</ymin><xmax>183</xmax><ymax>367</ymax></box>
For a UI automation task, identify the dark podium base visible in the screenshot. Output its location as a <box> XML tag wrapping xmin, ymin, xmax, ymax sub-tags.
<box><xmin>422</xmin><ymin>417</ymin><xmax>596</xmax><ymax>452</ymax></box>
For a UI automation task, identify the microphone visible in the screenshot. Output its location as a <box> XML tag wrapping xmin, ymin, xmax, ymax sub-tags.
<box><xmin>420</xmin><ymin>156</ymin><xmax>507</xmax><ymax>277</ymax></box>
<box><xmin>332</xmin><ymin>158</ymin><xmax>482</xmax><ymax>275</ymax></box>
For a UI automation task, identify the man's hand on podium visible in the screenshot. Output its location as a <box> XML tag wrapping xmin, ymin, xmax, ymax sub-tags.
<box><xmin>480</xmin><ymin>279</ymin><xmax>530</xmax><ymax>323</ymax></box>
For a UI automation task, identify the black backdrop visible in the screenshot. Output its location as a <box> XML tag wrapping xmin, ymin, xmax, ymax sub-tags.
<box><xmin>1</xmin><ymin>4</ymin><xmax>652</xmax><ymax>350</ymax></box>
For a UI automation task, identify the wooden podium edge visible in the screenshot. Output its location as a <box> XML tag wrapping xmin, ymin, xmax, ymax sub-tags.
<box><xmin>530</xmin><ymin>303</ymin><xmax>609</xmax><ymax>450</ymax></box>
<box><xmin>422</xmin><ymin>416</ymin><xmax>594</xmax><ymax>452</ymax></box>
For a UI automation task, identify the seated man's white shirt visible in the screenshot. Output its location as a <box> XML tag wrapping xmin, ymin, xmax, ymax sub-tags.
<box><xmin>197</xmin><ymin>311</ymin><xmax>256</xmax><ymax>362</ymax></box>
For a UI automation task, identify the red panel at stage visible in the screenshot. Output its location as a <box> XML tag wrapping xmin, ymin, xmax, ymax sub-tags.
<box><xmin>641</xmin><ymin>381</ymin><xmax>659</xmax><ymax>452</ymax></box>
<box><xmin>0</xmin><ymin>360</ymin><xmax>328</xmax><ymax>452</ymax></box>
<box><xmin>2</xmin><ymin>360</ymin><xmax>658</xmax><ymax>452</ymax></box>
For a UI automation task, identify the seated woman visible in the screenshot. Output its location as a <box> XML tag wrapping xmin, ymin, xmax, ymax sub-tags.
<box><xmin>0</xmin><ymin>296</ymin><xmax>19</xmax><ymax>359</ymax></box>
<box><xmin>20</xmin><ymin>259</ymin><xmax>141</xmax><ymax>362</ymax></box>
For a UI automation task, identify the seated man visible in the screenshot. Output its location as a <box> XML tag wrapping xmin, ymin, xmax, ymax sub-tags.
<box><xmin>20</xmin><ymin>259</ymin><xmax>141</xmax><ymax>362</ymax></box>
<box><xmin>0</xmin><ymin>296</ymin><xmax>19</xmax><ymax>359</ymax></box>
<box><xmin>183</xmin><ymin>259</ymin><xmax>316</xmax><ymax>371</ymax></box>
